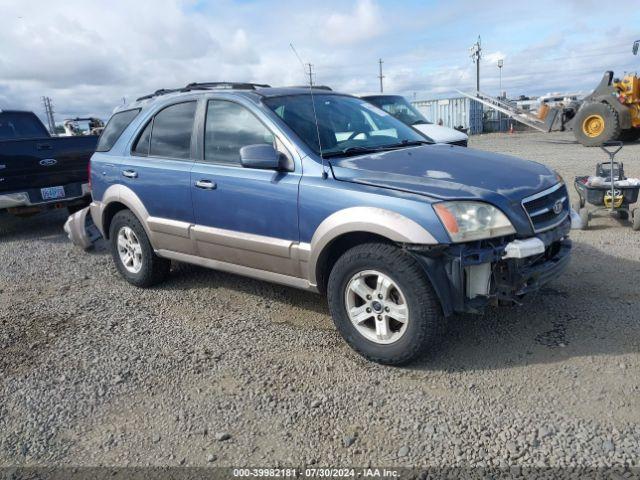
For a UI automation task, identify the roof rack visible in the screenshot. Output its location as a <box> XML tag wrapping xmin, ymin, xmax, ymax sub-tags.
<box><xmin>136</xmin><ymin>88</ymin><xmax>181</xmax><ymax>101</ymax></box>
<box><xmin>183</xmin><ymin>82</ymin><xmax>271</xmax><ymax>91</ymax></box>
<box><xmin>286</xmin><ymin>85</ymin><xmax>333</xmax><ymax>91</ymax></box>
<box><xmin>136</xmin><ymin>82</ymin><xmax>272</xmax><ymax>101</ymax></box>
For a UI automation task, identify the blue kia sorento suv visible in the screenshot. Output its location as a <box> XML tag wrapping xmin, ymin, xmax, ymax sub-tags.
<box><xmin>84</xmin><ymin>82</ymin><xmax>571</xmax><ymax>365</ymax></box>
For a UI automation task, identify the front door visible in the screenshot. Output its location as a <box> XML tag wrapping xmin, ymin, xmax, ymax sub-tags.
<box><xmin>190</xmin><ymin>99</ymin><xmax>301</xmax><ymax>277</ymax></box>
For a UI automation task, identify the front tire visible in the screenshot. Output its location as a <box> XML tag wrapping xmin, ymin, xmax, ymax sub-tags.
<box><xmin>327</xmin><ymin>243</ymin><xmax>444</xmax><ymax>365</ymax></box>
<box><xmin>573</xmin><ymin>103</ymin><xmax>620</xmax><ymax>147</ymax></box>
<box><xmin>109</xmin><ymin>210</ymin><xmax>170</xmax><ymax>287</ymax></box>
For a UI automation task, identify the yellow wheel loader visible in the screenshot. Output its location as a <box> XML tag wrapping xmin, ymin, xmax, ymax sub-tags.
<box><xmin>544</xmin><ymin>71</ymin><xmax>640</xmax><ymax>146</ymax></box>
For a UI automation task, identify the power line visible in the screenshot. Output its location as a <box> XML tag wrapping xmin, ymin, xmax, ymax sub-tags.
<box><xmin>313</xmin><ymin>40</ymin><xmax>636</xmax><ymax>73</ymax></box>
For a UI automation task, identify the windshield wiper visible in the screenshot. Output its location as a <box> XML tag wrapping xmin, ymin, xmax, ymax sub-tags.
<box><xmin>322</xmin><ymin>146</ymin><xmax>385</xmax><ymax>158</ymax></box>
<box><xmin>381</xmin><ymin>139</ymin><xmax>432</xmax><ymax>148</ymax></box>
<box><xmin>322</xmin><ymin>140</ymin><xmax>431</xmax><ymax>158</ymax></box>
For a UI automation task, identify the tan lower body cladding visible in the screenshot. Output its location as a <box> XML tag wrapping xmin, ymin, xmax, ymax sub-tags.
<box><xmin>146</xmin><ymin>216</ymin><xmax>314</xmax><ymax>291</ymax></box>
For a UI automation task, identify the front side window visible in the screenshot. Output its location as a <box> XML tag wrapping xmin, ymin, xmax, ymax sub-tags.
<box><xmin>263</xmin><ymin>94</ymin><xmax>427</xmax><ymax>157</ymax></box>
<box><xmin>204</xmin><ymin>100</ymin><xmax>274</xmax><ymax>165</ymax></box>
<box><xmin>148</xmin><ymin>102</ymin><xmax>196</xmax><ymax>159</ymax></box>
<box><xmin>96</xmin><ymin>109</ymin><xmax>140</xmax><ymax>152</ymax></box>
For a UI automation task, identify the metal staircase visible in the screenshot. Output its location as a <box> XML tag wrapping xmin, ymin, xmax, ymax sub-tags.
<box><xmin>456</xmin><ymin>89</ymin><xmax>549</xmax><ymax>132</ymax></box>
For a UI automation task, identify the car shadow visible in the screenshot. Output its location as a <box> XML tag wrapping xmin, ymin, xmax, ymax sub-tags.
<box><xmin>6</xmin><ymin>210</ymin><xmax>637</xmax><ymax>371</ymax></box>
<box><xmin>536</xmin><ymin>138</ymin><xmax>579</xmax><ymax>145</ymax></box>
<box><xmin>162</xmin><ymin>239</ymin><xmax>639</xmax><ymax>371</ymax></box>
<box><xmin>159</xmin><ymin>261</ymin><xmax>330</xmax><ymax>316</ymax></box>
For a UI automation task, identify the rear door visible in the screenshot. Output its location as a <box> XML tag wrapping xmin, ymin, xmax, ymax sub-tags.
<box><xmin>119</xmin><ymin>101</ymin><xmax>197</xmax><ymax>252</ymax></box>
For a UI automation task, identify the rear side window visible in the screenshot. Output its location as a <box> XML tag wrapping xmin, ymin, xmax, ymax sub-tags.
<box><xmin>132</xmin><ymin>120</ymin><xmax>153</xmax><ymax>156</ymax></box>
<box><xmin>148</xmin><ymin>102</ymin><xmax>196</xmax><ymax>159</ymax></box>
<box><xmin>0</xmin><ymin>112</ymin><xmax>49</xmax><ymax>140</ymax></box>
<box><xmin>96</xmin><ymin>109</ymin><xmax>140</xmax><ymax>152</ymax></box>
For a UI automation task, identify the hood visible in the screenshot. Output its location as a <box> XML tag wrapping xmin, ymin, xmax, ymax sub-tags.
<box><xmin>413</xmin><ymin>123</ymin><xmax>468</xmax><ymax>143</ymax></box>
<box><xmin>329</xmin><ymin>144</ymin><xmax>559</xmax><ymax>204</ymax></box>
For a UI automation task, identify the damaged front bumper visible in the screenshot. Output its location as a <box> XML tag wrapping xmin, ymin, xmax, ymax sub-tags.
<box><xmin>410</xmin><ymin>218</ymin><xmax>572</xmax><ymax>315</ymax></box>
<box><xmin>63</xmin><ymin>206</ymin><xmax>102</xmax><ymax>249</ymax></box>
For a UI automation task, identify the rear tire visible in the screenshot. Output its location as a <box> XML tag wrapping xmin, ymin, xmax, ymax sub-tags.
<box><xmin>573</xmin><ymin>103</ymin><xmax>621</xmax><ymax>147</ymax></box>
<box><xmin>109</xmin><ymin>210</ymin><xmax>170</xmax><ymax>287</ymax></box>
<box><xmin>327</xmin><ymin>242</ymin><xmax>444</xmax><ymax>365</ymax></box>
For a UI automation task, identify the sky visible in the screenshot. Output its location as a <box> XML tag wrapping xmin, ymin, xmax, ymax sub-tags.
<box><xmin>1</xmin><ymin>0</ymin><xmax>639</xmax><ymax>123</ymax></box>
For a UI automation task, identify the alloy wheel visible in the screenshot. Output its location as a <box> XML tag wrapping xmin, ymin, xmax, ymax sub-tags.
<box><xmin>117</xmin><ymin>226</ymin><xmax>143</xmax><ymax>274</ymax></box>
<box><xmin>344</xmin><ymin>270</ymin><xmax>409</xmax><ymax>345</ymax></box>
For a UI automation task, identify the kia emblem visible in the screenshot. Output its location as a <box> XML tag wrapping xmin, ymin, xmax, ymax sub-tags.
<box><xmin>39</xmin><ymin>158</ymin><xmax>57</xmax><ymax>166</ymax></box>
<box><xmin>553</xmin><ymin>199</ymin><xmax>563</xmax><ymax>215</ymax></box>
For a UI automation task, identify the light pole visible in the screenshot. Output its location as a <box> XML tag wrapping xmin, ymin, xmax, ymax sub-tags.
<box><xmin>497</xmin><ymin>59</ymin><xmax>503</xmax><ymax>96</ymax></box>
<box><xmin>469</xmin><ymin>36</ymin><xmax>482</xmax><ymax>93</ymax></box>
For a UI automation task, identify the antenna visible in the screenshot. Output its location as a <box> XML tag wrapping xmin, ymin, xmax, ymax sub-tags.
<box><xmin>290</xmin><ymin>43</ymin><xmax>328</xmax><ymax>180</ymax></box>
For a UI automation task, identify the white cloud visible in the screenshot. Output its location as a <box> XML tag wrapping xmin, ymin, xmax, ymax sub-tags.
<box><xmin>323</xmin><ymin>0</ymin><xmax>385</xmax><ymax>46</ymax></box>
<box><xmin>0</xmin><ymin>0</ymin><xmax>638</xmax><ymax>124</ymax></box>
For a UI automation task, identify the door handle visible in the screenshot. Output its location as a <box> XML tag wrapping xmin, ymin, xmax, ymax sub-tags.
<box><xmin>122</xmin><ymin>169</ymin><xmax>138</xmax><ymax>178</ymax></box>
<box><xmin>195</xmin><ymin>179</ymin><xmax>216</xmax><ymax>190</ymax></box>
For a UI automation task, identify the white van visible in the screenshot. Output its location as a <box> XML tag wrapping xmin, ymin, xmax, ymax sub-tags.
<box><xmin>361</xmin><ymin>94</ymin><xmax>469</xmax><ymax>146</ymax></box>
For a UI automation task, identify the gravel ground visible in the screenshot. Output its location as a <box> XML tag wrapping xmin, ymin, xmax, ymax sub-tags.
<box><xmin>1</xmin><ymin>131</ymin><xmax>639</xmax><ymax>471</ymax></box>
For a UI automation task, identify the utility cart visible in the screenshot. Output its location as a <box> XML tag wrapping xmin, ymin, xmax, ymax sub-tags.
<box><xmin>573</xmin><ymin>141</ymin><xmax>640</xmax><ymax>230</ymax></box>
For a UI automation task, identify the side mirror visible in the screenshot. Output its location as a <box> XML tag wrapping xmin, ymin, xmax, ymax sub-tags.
<box><xmin>240</xmin><ymin>144</ymin><xmax>290</xmax><ymax>170</ymax></box>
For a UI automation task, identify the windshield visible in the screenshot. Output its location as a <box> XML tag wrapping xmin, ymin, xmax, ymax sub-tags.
<box><xmin>263</xmin><ymin>94</ymin><xmax>429</xmax><ymax>157</ymax></box>
<box><xmin>364</xmin><ymin>95</ymin><xmax>432</xmax><ymax>126</ymax></box>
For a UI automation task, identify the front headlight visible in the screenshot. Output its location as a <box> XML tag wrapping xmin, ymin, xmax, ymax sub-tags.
<box><xmin>433</xmin><ymin>201</ymin><xmax>516</xmax><ymax>242</ymax></box>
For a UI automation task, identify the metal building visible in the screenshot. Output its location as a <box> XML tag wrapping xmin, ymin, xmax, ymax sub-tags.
<box><xmin>412</xmin><ymin>97</ymin><xmax>484</xmax><ymax>135</ymax></box>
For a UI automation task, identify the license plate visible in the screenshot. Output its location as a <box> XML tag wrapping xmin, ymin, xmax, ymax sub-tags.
<box><xmin>41</xmin><ymin>186</ymin><xmax>65</xmax><ymax>200</ymax></box>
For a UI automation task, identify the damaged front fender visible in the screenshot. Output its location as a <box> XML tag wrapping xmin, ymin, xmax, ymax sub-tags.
<box><xmin>63</xmin><ymin>206</ymin><xmax>102</xmax><ymax>250</ymax></box>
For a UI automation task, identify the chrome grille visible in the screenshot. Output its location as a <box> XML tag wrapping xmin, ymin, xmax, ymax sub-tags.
<box><xmin>521</xmin><ymin>183</ymin><xmax>569</xmax><ymax>233</ymax></box>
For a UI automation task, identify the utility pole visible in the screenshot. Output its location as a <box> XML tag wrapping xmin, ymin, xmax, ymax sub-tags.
<box><xmin>378</xmin><ymin>58</ymin><xmax>385</xmax><ymax>93</ymax></box>
<box><xmin>42</xmin><ymin>96</ymin><xmax>56</xmax><ymax>135</ymax></box>
<box><xmin>497</xmin><ymin>58</ymin><xmax>504</xmax><ymax>96</ymax></box>
<box><xmin>469</xmin><ymin>36</ymin><xmax>482</xmax><ymax>93</ymax></box>
<box><xmin>306</xmin><ymin>63</ymin><xmax>314</xmax><ymax>86</ymax></box>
